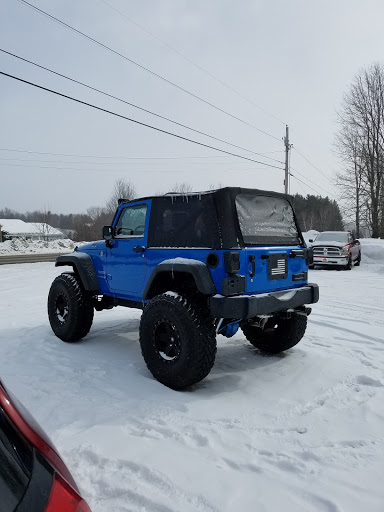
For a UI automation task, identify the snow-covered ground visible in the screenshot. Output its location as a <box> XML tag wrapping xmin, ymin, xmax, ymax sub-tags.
<box><xmin>0</xmin><ymin>237</ymin><xmax>75</xmax><ymax>254</ymax></box>
<box><xmin>0</xmin><ymin>240</ymin><xmax>384</xmax><ymax>511</ymax></box>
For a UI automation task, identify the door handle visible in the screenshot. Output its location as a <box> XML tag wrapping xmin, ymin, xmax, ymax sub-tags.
<box><xmin>133</xmin><ymin>246</ymin><xmax>145</xmax><ymax>253</ymax></box>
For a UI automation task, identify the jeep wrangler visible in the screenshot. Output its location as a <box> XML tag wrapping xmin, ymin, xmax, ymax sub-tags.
<box><xmin>48</xmin><ymin>187</ymin><xmax>319</xmax><ymax>389</ymax></box>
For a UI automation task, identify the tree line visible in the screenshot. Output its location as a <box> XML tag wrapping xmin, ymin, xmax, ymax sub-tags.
<box><xmin>292</xmin><ymin>194</ymin><xmax>344</xmax><ymax>232</ymax></box>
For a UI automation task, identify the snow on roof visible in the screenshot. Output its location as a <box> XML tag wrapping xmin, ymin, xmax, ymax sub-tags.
<box><xmin>0</xmin><ymin>219</ymin><xmax>63</xmax><ymax>236</ymax></box>
<box><xmin>30</xmin><ymin>223</ymin><xmax>63</xmax><ymax>236</ymax></box>
<box><xmin>0</xmin><ymin>219</ymin><xmax>31</xmax><ymax>234</ymax></box>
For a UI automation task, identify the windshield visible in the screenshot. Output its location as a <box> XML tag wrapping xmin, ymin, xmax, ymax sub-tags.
<box><xmin>235</xmin><ymin>194</ymin><xmax>300</xmax><ymax>245</ymax></box>
<box><xmin>315</xmin><ymin>232</ymin><xmax>349</xmax><ymax>243</ymax></box>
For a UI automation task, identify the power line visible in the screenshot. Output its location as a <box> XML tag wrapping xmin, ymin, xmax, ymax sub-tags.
<box><xmin>290</xmin><ymin>171</ymin><xmax>336</xmax><ymax>198</ymax></box>
<box><xmin>96</xmin><ymin>0</ymin><xmax>286</xmax><ymax>126</ymax></box>
<box><xmin>0</xmin><ymin>162</ymin><xmax>276</xmax><ymax>174</ymax></box>
<box><xmin>291</xmin><ymin>173</ymin><xmax>308</xmax><ymax>196</ymax></box>
<box><xmin>16</xmin><ymin>0</ymin><xmax>281</xmax><ymax>142</ymax></box>
<box><xmin>0</xmin><ymin>71</ymin><xmax>284</xmax><ymax>170</ymax></box>
<box><xmin>290</xmin><ymin>166</ymin><xmax>335</xmax><ymax>197</ymax></box>
<box><xmin>0</xmin><ymin>48</ymin><xmax>283</xmax><ymax>165</ymax></box>
<box><xmin>0</xmin><ymin>147</ymin><xmax>281</xmax><ymax>160</ymax></box>
<box><xmin>289</xmin><ymin>174</ymin><xmax>323</xmax><ymax>196</ymax></box>
<box><xmin>0</xmin><ymin>156</ymin><xmax>275</xmax><ymax>168</ymax></box>
<box><xmin>293</xmin><ymin>147</ymin><xmax>334</xmax><ymax>183</ymax></box>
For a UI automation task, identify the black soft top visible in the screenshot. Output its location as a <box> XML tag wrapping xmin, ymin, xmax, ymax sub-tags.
<box><xmin>117</xmin><ymin>187</ymin><xmax>299</xmax><ymax>249</ymax></box>
<box><xmin>119</xmin><ymin>187</ymin><xmax>292</xmax><ymax>205</ymax></box>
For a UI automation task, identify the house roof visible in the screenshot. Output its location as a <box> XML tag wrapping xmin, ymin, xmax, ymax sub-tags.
<box><xmin>0</xmin><ymin>219</ymin><xmax>63</xmax><ymax>236</ymax></box>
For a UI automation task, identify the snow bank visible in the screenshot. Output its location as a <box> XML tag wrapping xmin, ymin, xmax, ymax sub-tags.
<box><xmin>359</xmin><ymin>238</ymin><xmax>384</xmax><ymax>271</ymax></box>
<box><xmin>0</xmin><ymin>237</ymin><xmax>75</xmax><ymax>254</ymax></box>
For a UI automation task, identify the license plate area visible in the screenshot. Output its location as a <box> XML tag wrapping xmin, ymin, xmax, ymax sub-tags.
<box><xmin>268</xmin><ymin>253</ymin><xmax>288</xmax><ymax>280</ymax></box>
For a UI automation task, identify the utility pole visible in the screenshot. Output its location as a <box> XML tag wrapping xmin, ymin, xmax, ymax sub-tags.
<box><xmin>284</xmin><ymin>125</ymin><xmax>291</xmax><ymax>194</ymax></box>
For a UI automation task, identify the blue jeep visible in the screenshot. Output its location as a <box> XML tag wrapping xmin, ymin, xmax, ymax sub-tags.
<box><xmin>48</xmin><ymin>187</ymin><xmax>319</xmax><ymax>389</ymax></box>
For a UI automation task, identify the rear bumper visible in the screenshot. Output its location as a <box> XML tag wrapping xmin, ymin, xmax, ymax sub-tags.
<box><xmin>209</xmin><ymin>283</ymin><xmax>319</xmax><ymax>319</ymax></box>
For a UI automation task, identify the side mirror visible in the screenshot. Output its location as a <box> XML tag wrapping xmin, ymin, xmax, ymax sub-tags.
<box><xmin>103</xmin><ymin>225</ymin><xmax>113</xmax><ymax>240</ymax></box>
<box><xmin>309</xmin><ymin>239</ymin><xmax>313</xmax><ymax>243</ymax></box>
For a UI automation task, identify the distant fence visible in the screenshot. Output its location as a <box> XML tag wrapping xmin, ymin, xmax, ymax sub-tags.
<box><xmin>0</xmin><ymin>253</ymin><xmax>62</xmax><ymax>265</ymax></box>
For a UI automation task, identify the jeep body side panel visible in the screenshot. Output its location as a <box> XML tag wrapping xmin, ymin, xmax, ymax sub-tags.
<box><xmin>142</xmin><ymin>257</ymin><xmax>216</xmax><ymax>300</ymax></box>
<box><xmin>55</xmin><ymin>252</ymin><xmax>100</xmax><ymax>292</ymax></box>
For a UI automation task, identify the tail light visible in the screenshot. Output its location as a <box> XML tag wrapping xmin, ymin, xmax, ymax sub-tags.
<box><xmin>45</xmin><ymin>473</ymin><xmax>92</xmax><ymax>512</ymax></box>
<box><xmin>0</xmin><ymin>380</ymin><xmax>91</xmax><ymax>509</ymax></box>
<box><xmin>0</xmin><ymin>381</ymin><xmax>78</xmax><ymax>491</ymax></box>
<box><xmin>224</xmin><ymin>251</ymin><xmax>240</xmax><ymax>273</ymax></box>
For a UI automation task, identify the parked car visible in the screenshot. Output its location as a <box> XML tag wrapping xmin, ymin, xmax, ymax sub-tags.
<box><xmin>0</xmin><ymin>378</ymin><xmax>91</xmax><ymax>512</ymax></box>
<box><xmin>309</xmin><ymin>231</ymin><xmax>361</xmax><ymax>270</ymax></box>
<box><xmin>48</xmin><ymin>187</ymin><xmax>319</xmax><ymax>390</ymax></box>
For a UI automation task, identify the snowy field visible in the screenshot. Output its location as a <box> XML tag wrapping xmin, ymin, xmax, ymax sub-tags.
<box><xmin>0</xmin><ymin>240</ymin><xmax>383</xmax><ymax>511</ymax></box>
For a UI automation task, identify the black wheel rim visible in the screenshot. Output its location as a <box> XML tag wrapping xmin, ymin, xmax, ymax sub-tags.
<box><xmin>153</xmin><ymin>320</ymin><xmax>181</xmax><ymax>362</ymax></box>
<box><xmin>55</xmin><ymin>294</ymin><xmax>69</xmax><ymax>324</ymax></box>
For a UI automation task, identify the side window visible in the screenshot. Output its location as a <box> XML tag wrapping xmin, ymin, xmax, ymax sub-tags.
<box><xmin>114</xmin><ymin>204</ymin><xmax>148</xmax><ymax>238</ymax></box>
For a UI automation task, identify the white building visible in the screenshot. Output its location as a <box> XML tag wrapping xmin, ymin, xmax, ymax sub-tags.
<box><xmin>0</xmin><ymin>219</ymin><xmax>64</xmax><ymax>241</ymax></box>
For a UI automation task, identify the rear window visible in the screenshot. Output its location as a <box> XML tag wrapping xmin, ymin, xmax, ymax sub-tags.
<box><xmin>235</xmin><ymin>193</ymin><xmax>300</xmax><ymax>245</ymax></box>
<box><xmin>148</xmin><ymin>194</ymin><xmax>220</xmax><ymax>248</ymax></box>
<box><xmin>0</xmin><ymin>408</ymin><xmax>33</xmax><ymax>512</ymax></box>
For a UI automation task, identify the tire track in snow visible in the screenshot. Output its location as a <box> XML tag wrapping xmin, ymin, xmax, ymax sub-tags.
<box><xmin>66</xmin><ymin>447</ymin><xmax>220</xmax><ymax>512</ymax></box>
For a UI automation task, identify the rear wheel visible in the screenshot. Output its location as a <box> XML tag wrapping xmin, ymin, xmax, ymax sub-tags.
<box><xmin>139</xmin><ymin>293</ymin><xmax>217</xmax><ymax>389</ymax></box>
<box><xmin>48</xmin><ymin>273</ymin><xmax>94</xmax><ymax>342</ymax></box>
<box><xmin>241</xmin><ymin>312</ymin><xmax>307</xmax><ymax>354</ymax></box>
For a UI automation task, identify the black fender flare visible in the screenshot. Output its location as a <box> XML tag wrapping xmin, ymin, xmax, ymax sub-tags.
<box><xmin>55</xmin><ymin>253</ymin><xmax>100</xmax><ymax>292</ymax></box>
<box><xmin>142</xmin><ymin>259</ymin><xmax>216</xmax><ymax>300</ymax></box>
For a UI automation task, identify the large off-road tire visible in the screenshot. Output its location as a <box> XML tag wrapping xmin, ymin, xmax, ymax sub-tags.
<box><xmin>354</xmin><ymin>251</ymin><xmax>361</xmax><ymax>267</ymax></box>
<box><xmin>48</xmin><ymin>273</ymin><xmax>94</xmax><ymax>342</ymax></box>
<box><xmin>139</xmin><ymin>293</ymin><xmax>217</xmax><ymax>390</ymax></box>
<box><xmin>241</xmin><ymin>312</ymin><xmax>307</xmax><ymax>354</ymax></box>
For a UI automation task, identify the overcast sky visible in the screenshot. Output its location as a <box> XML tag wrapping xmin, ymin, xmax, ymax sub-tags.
<box><xmin>1</xmin><ymin>0</ymin><xmax>384</xmax><ymax>214</ymax></box>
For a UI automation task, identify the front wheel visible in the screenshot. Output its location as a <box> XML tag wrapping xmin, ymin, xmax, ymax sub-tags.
<box><xmin>48</xmin><ymin>273</ymin><xmax>94</xmax><ymax>342</ymax></box>
<box><xmin>139</xmin><ymin>294</ymin><xmax>217</xmax><ymax>389</ymax></box>
<box><xmin>344</xmin><ymin>256</ymin><xmax>353</xmax><ymax>270</ymax></box>
<box><xmin>354</xmin><ymin>251</ymin><xmax>361</xmax><ymax>267</ymax></box>
<box><xmin>241</xmin><ymin>312</ymin><xmax>308</xmax><ymax>354</ymax></box>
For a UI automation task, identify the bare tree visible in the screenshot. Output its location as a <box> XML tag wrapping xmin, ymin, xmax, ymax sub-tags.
<box><xmin>168</xmin><ymin>182</ymin><xmax>193</xmax><ymax>194</ymax></box>
<box><xmin>86</xmin><ymin>206</ymin><xmax>111</xmax><ymax>240</ymax></box>
<box><xmin>336</xmin><ymin>63</ymin><xmax>384</xmax><ymax>237</ymax></box>
<box><xmin>34</xmin><ymin>207</ymin><xmax>55</xmax><ymax>244</ymax></box>
<box><xmin>335</xmin><ymin>126</ymin><xmax>367</xmax><ymax>236</ymax></box>
<box><xmin>106</xmin><ymin>179</ymin><xmax>136</xmax><ymax>214</ymax></box>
